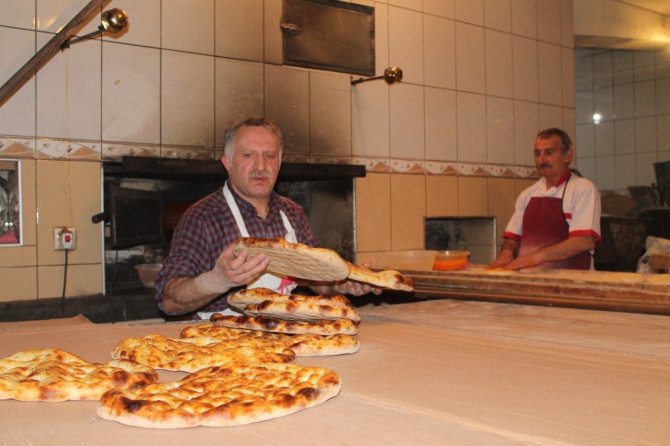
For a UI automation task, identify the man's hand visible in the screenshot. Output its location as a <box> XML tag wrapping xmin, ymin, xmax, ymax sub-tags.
<box><xmin>207</xmin><ymin>244</ymin><xmax>271</xmax><ymax>291</ymax></box>
<box><xmin>161</xmin><ymin>245</ymin><xmax>271</xmax><ymax>315</ymax></box>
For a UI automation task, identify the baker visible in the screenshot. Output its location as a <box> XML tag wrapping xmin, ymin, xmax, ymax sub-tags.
<box><xmin>156</xmin><ymin>115</ymin><xmax>377</xmax><ymax>316</ymax></box>
<box><xmin>489</xmin><ymin>128</ymin><xmax>601</xmax><ymax>270</ymax></box>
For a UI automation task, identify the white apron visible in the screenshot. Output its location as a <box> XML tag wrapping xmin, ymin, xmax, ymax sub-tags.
<box><xmin>223</xmin><ymin>183</ymin><xmax>298</xmax><ymax>294</ymax></box>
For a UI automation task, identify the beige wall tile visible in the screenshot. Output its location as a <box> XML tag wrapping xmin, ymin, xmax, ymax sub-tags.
<box><xmin>487</xmin><ymin>178</ymin><xmax>516</xmax><ymax>245</ymax></box>
<box><xmin>355</xmin><ymin>174</ymin><xmax>391</xmax><ymax>252</ymax></box>
<box><xmin>265</xmin><ymin>65</ymin><xmax>310</xmax><ymax>155</ymax></box>
<box><xmin>0</xmin><ymin>27</ymin><xmax>35</xmax><ymax>137</ymax></box>
<box><xmin>352</xmin><ymin>82</ymin><xmax>390</xmax><ymax>157</ymax></box>
<box><xmin>216</xmin><ymin>0</ymin><xmax>263</xmax><ymax>61</ymax></box>
<box><xmin>458</xmin><ymin>177</ymin><xmax>488</xmax><ymax>216</ymax></box>
<box><xmin>0</xmin><ymin>0</ymin><xmax>34</xmax><ymax>28</ymax></box>
<box><xmin>424</xmin><ymin>0</ymin><xmax>454</xmax><ymax>18</ymax></box>
<box><xmin>0</xmin><ymin>245</ymin><xmax>36</xmax><ymax>268</ymax></box>
<box><xmin>36</xmin><ymin>32</ymin><xmax>101</xmax><ymax>140</ymax></box>
<box><xmin>162</xmin><ymin>0</ymin><xmax>214</xmax><ymax>54</ymax></box>
<box><xmin>539</xmin><ymin>42</ymin><xmax>563</xmax><ymax>106</ymax></box>
<box><xmin>309</xmin><ymin>71</ymin><xmax>352</xmax><ymax>156</ymax></box>
<box><xmin>102</xmin><ymin>43</ymin><xmax>160</xmax><ymax>144</ymax></box>
<box><xmin>390</xmin><ymin>83</ymin><xmax>425</xmax><ymax>159</ymax></box>
<box><xmin>105</xmin><ymin>0</ymin><xmax>161</xmax><ymax>47</ymax></box>
<box><xmin>375</xmin><ymin>3</ymin><xmax>389</xmax><ymax>74</ymax></box>
<box><xmin>162</xmin><ymin>51</ymin><xmax>215</xmax><ymax>147</ymax></box>
<box><xmin>455</xmin><ymin>22</ymin><xmax>486</xmax><ymax>94</ymax></box>
<box><xmin>0</xmin><ymin>267</ymin><xmax>37</xmax><ymax>301</ymax></box>
<box><xmin>388</xmin><ymin>6</ymin><xmax>424</xmax><ymax>84</ymax></box>
<box><xmin>485</xmin><ymin>29</ymin><xmax>513</xmax><ymax>98</ymax></box>
<box><xmin>391</xmin><ymin>174</ymin><xmax>425</xmax><ymax>250</ymax></box>
<box><xmin>484</xmin><ymin>0</ymin><xmax>511</xmax><ymax>32</ymax></box>
<box><xmin>263</xmin><ymin>0</ymin><xmax>282</xmax><ymax>64</ymax></box>
<box><xmin>215</xmin><ymin>58</ymin><xmax>264</xmax><ymax>146</ymax></box>
<box><xmin>38</xmin><ymin>264</ymin><xmax>102</xmax><ymax>299</ymax></box>
<box><xmin>36</xmin><ymin>160</ymin><xmax>102</xmax><ymax>267</ymax></box>
<box><xmin>537</xmin><ymin>0</ymin><xmax>562</xmax><ymax>44</ymax></box>
<box><xmin>515</xmin><ymin>178</ymin><xmax>537</xmax><ymax>196</ymax></box>
<box><xmin>514</xmin><ymin>100</ymin><xmax>540</xmax><ymax>165</ymax></box>
<box><xmin>455</xmin><ymin>0</ymin><xmax>484</xmax><ymax>25</ymax></box>
<box><xmin>513</xmin><ymin>36</ymin><xmax>539</xmax><ymax>102</ymax></box>
<box><xmin>426</xmin><ymin>176</ymin><xmax>458</xmax><ymax>217</ymax></box>
<box><xmin>487</xmin><ymin>97</ymin><xmax>514</xmax><ymax>165</ymax></box>
<box><xmin>425</xmin><ymin>88</ymin><xmax>457</xmax><ymax>161</ymax></box>
<box><xmin>424</xmin><ymin>15</ymin><xmax>455</xmax><ymax>89</ymax></box>
<box><xmin>457</xmin><ymin>92</ymin><xmax>487</xmax><ymax>163</ymax></box>
<box><xmin>511</xmin><ymin>0</ymin><xmax>537</xmax><ymax>39</ymax></box>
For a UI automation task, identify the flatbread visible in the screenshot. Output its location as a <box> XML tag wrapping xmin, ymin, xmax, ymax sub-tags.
<box><xmin>232</xmin><ymin>237</ymin><xmax>350</xmax><ymax>281</ymax></box>
<box><xmin>0</xmin><ymin>349</ymin><xmax>158</xmax><ymax>402</ymax></box>
<box><xmin>210</xmin><ymin>313</ymin><xmax>359</xmax><ymax>336</ymax></box>
<box><xmin>97</xmin><ymin>363</ymin><xmax>341</xmax><ymax>428</ymax></box>
<box><xmin>228</xmin><ymin>287</ymin><xmax>354</xmax><ymax>310</ymax></box>
<box><xmin>181</xmin><ymin>323</ymin><xmax>360</xmax><ymax>356</ymax></box>
<box><xmin>111</xmin><ymin>334</ymin><xmax>295</xmax><ymax>372</ymax></box>
<box><xmin>347</xmin><ymin>262</ymin><xmax>414</xmax><ymax>291</ymax></box>
<box><xmin>228</xmin><ymin>288</ymin><xmax>360</xmax><ymax>322</ymax></box>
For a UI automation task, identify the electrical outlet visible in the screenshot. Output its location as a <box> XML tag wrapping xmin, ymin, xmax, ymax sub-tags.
<box><xmin>54</xmin><ymin>227</ymin><xmax>76</xmax><ymax>250</ymax></box>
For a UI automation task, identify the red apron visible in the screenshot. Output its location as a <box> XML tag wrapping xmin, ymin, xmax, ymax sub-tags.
<box><xmin>519</xmin><ymin>196</ymin><xmax>592</xmax><ymax>270</ymax></box>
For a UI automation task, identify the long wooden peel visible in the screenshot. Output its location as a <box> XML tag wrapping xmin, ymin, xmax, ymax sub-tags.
<box><xmin>0</xmin><ymin>0</ymin><xmax>111</xmax><ymax>107</ymax></box>
<box><xmin>408</xmin><ymin>266</ymin><xmax>670</xmax><ymax>315</ymax></box>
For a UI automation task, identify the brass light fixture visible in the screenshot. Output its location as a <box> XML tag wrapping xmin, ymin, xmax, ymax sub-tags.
<box><xmin>62</xmin><ymin>8</ymin><xmax>129</xmax><ymax>48</ymax></box>
<box><xmin>351</xmin><ymin>66</ymin><xmax>403</xmax><ymax>86</ymax></box>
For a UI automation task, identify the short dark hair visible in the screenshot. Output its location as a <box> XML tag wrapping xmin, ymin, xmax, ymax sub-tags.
<box><xmin>537</xmin><ymin>128</ymin><xmax>572</xmax><ymax>153</ymax></box>
<box><xmin>223</xmin><ymin>115</ymin><xmax>283</xmax><ymax>158</ymax></box>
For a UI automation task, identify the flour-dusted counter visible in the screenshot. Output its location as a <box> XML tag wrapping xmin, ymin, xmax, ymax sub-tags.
<box><xmin>1</xmin><ymin>299</ymin><xmax>669</xmax><ymax>445</ymax></box>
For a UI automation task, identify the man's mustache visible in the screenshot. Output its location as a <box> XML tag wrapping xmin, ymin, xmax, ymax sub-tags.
<box><xmin>538</xmin><ymin>163</ymin><xmax>551</xmax><ymax>169</ymax></box>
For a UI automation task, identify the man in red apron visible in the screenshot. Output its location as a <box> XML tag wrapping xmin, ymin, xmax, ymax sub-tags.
<box><xmin>156</xmin><ymin>116</ymin><xmax>377</xmax><ymax>316</ymax></box>
<box><xmin>490</xmin><ymin>128</ymin><xmax>601</xmax><ymax>270</ymax></box>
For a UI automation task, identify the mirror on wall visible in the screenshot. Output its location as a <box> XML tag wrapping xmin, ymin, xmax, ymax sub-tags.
<box><xmin>0</xmin><ymin>159</ymin><xmax>21</xmax><ymax>245</ymax></box>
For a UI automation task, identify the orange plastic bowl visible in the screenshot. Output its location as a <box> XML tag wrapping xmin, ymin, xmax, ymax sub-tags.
<box><xmin>432</xmin><ymin>251</ymin><xmax>470</xmax><ymax>271</ymax></box>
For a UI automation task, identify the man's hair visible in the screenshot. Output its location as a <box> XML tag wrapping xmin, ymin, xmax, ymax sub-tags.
<box><xmin>537</xmin><ymin>128</ymin><xmax>572</xmax><ymax>153</ymax></box>
<box><xmin>223</xmin><ymin>115</ymin><xmax>283</xmax><ymax>158</ymax></box>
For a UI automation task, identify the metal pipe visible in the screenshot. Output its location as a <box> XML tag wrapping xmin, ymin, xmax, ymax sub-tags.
<box><xmin>0</xmin><ymin>0</ymin><xmax>111</xmax><ymax>107</ymax></box>
<box><xmin>351</xmin><ymin>66</ymin><xmax>403</xmax><ymax>86</ymax></box>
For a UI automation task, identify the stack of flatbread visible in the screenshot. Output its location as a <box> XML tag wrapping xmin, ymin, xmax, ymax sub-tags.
<box><xmin>212</xmin><ymin>287</ymin><xmax>361</xmax><ymax>338</ymax></box>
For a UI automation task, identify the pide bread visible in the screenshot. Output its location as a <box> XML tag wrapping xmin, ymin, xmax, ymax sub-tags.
<box><xmin>232</xmin><ymin>237</ymin><xmax>350</xmax><ymax>281</ymax></box>
<box><xmin>0</xmin><ymin>349</ymin><xmax>158</xmax><ymax>402</ymax></box>
<box><xmin>97</xmin><ymin>363</ymin><xmax>341</xmax><ymax>428</ymax></box>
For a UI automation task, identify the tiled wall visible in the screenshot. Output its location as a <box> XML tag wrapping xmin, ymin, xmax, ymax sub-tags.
<box><xmin>0</xmin><ymin>0</ymin><xmax>574</xmax><ymax>302</ymax></box>
<box><xmin>575</xmin><ymin>47</ymin><xmax>670</xmax><ymax>192</ymax></box>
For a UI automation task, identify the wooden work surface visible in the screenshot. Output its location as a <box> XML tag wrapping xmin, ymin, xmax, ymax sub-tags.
<box><xmin>1</xmin><ymin>299</ymin><xmax>669</xmax><ymax>445</ymax></box>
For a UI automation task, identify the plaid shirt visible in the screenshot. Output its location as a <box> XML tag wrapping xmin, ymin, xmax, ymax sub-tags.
<box><xmin>155</xmin><ymin>182</ymin><xmax>316</xmax><ymax>315</ymax></box>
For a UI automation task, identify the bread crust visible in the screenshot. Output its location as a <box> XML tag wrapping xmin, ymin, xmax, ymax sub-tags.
<box><xmin>97</xmin><ymin>363</ymin><xmax>341</xmax><ymax>428</ymax></box>
<box><xmin>210</xmin><ymin>313</ymin><xmax>359</xmax><ymax>335</ymax></box>
<box><xmin>181</xmin><ymin>323</ymin><xmax>360</xmax><ymax>356</ymax></box>
<box><xmin>233</xmin><ymin>237</ymin><xmax>350</xmax><ymax>281</ymax></box>
<box><xmin>111</xmin><ymin>334</ymin><xmax>295</xmax><ymax>372</ymax></box>
<box><xmin>0</xmin><ymin>349</ymin><xmax>158</xmax><ymax>402</ymax></box>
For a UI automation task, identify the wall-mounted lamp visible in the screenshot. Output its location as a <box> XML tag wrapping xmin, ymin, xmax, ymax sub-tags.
<box><xmin>62</xmin><ymin>8</ymin><xmax>129</xmax><ymax>48</ymax></box>
<box><xmin>351</xmin><ymin>66</ymin><xmax>403</xmax><ymax>86</ymax></box>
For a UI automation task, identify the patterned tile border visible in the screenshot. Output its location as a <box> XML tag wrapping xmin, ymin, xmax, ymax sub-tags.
<box><xmin>0</xmin><ymin>137</ymin><xmax>36</xmax><ymax>159</ymax></box>
<box><xmin>37</xmin><ymin>139</ymin><xmax>101</xmax><ymax>161</ymax></box>
<box><xmin>0</xmin><ymin>137</ymin><xmax>540</xmax><ymax>179</ymax></box>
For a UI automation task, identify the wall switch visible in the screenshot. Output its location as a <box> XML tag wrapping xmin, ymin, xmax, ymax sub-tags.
<box><xmin>54</xmin><ymin>227</ymin><xmax>76</xmax><ymax>250</ymax></box>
